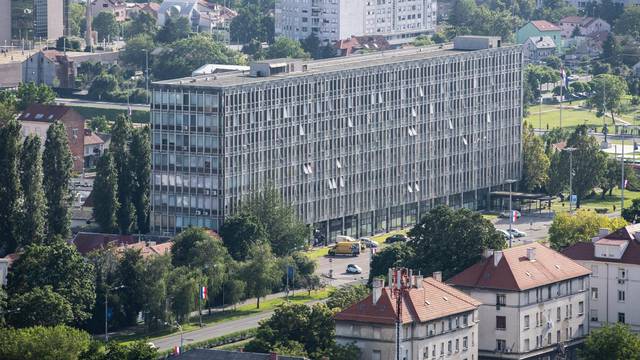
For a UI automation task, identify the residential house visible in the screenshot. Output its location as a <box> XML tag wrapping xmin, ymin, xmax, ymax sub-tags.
<box><xmin>335</xmin><ymin>270</ymin><xmax>481</xmax><ymax>360</ymax></box>
<box><xmin>157</xmin><ymin>0</ymin><xmax>237</xmax><ymax>43</ymax></box>
<box><xmin>116</xmin><ymin>241</ymin><xmax>173</xmax><ymax>258</ymax></box>
<box><xmin>92</xmin><ymin>0</ymin><xmax>128</xmax><ymax>22</ymax></box>
<box><xmin>126</xmin><ymin>2</ymin><xmax>161</xmax><ymax>19</ymax></box>
<box><xmin>70</xmin><ymin>232</ymin><xmax>138</xmax><ymax>255</ymax></box>
<box><xmin>516</xmin><ymin>21</ymin><xmax>562</xmax><ymax>50</ymax></box>
<box><xmin>18</xmin><ymin>104</ymin><xmax>85</xmax><ymax>171</ymax></box>
<box><xmin>563</xmin><ymin>32</ymin><xmax>608</xmax><ymax>68</ymax></box>
<box><xmin>448</xmin><ymin>243</ymin><xmax>591</xmax><ymax>360</ymax></box>
<box><xmin>566</xmin><ymin>0</ymin><xmax>640</xmax><ymax>9</ymax></box>
<box><xmin>84</xmin><ymin>129</ymin><xmax>109</xmax><ymax>168</ymax></box>
<box><xmin>559</xmin><ymin>16</ymin><xmax>610</xmax><ymax>38</ymax></box>
<box><xmin>22</xmin><ymin>49</ymin><xmax>120</xmax><ymax>89</ymax></box>
<box><xmin>563</xmin><ymin>224</ymin><xmax>640</xmax><ymax>332</ymax></box>
<box><xmin>523</xmin><ymin>36</ymin><xmax>557</xmax><ymax>64</ymax></box>
<box><xmin>334</xmin><ymin>35</ymin><xmax>391</xmax><ymax>57</ymax></box>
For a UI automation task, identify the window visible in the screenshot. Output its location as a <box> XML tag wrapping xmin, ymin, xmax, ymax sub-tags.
<box><xmin>592</xmin><ymin>287</ymin><xmax>599</xmax><ymax>300</ymax></box>
<box><xmin>447</xmin><ymin>340</ymin><xmax>452</xmax><ymax>354</ymax></box>
<box><xmin>456</xmin><ymin>339</ymin><xmax>459</xmax><ymax>352</ymax></box>
<box><xmin>579</xmin><ymin>324</ymin><xmax>584</xmax><ymax>337</ymax></box>
<box><xmin>619</xmin><ymin>312</ymin><xmax>626</xmax><ymax>324</ymax></box>
<box><xmin>463</xmin><ymin>336</ymin><xmax>468</xmax><ymax>350</ymax></box>
<box><xmin>496</xmin><ymin>339</ymin><xmax>506</xmax><ymax>352</ymax></box>
<box><xmin>557</xmin><ymin>330</ymin><xmax>561</xmax><ymax>343</ymax></box>
<box><xmin>557</xmin><ymin>307</ymin><xmax>561</xmax><ymax>322</ymax></box>
<box><xmin>524</xmin><ymin>338</ymin><xmax>530</xmax><ymax>351</ymax></box>
<box><xmin>578</xmin><ymin>301</ymin><xmax>584</xmax><ymax>316</ymax></box>
<box><xmin>618</xmin><ymin>290</ymin><xmax>626</xmax><ymax>302</ymax></box>
<box><xmin>496</xmin><ymin>294</ymin><xmax>506</xmax><ymax>306</ymax></box>
<box><xmin>591</xmin><ymin>309</ymin><xmax>598</xmax><ymax>321</ymax></box>
<box><xmin>524</xmin><ymin>315</ymin><xmax>530</xmax><ymax>329</ymax></box>
<box><xmin>372</xmin><ymin>350</ymin><xmax>381</xmax><ymax>360</ymax></box>
<box><xmin>591</xmin><ymin>264</ymin><xmax>599</xmax><ymax>276</ymax></box>
<box><xmin>496</xmin><ymin>316</ymin><xmax>506</xmax><ymax>330</ymax></box>
<box><xmin>618</xmin><ymin>268</ymin><xmax>627</xmax><ymax>279</ymax></box>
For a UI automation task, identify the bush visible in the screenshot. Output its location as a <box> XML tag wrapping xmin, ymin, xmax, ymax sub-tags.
<box><xmin>594</xmin><ymin>208</ymin><xmax>609</xmax><ymax>214</ymax></box>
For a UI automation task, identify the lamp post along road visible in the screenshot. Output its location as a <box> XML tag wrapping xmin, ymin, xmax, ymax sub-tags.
<box><xmin>506</xmin><ymin>179</ymin><xmax>517</xmax><ymax>248</ymax></box>
<box><xmin>564</xmin><ymin>147</ymin><xmax>577</xmax><ymax>212</ymax></box>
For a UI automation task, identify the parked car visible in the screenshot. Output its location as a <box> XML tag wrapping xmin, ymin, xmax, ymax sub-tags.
<box><xmin>346</xmin><ymin>264</ymin><xmax>362</xmax><ymax>274</ymax></box>
<box><xmin>507</xmin><ymin>228</ymin><xmax>527</xmax><ymax>238</ymax></box>
<box><xmin>385</xmin><ymin>234</ymin><xmax>408</xmax><ymax>243</ymax></box>
<box><xmin>328</xmin><ymin>242</ymin><xmax>361</xmax><ymax>257</ymax></box>
<box><xmin>496</xmin><ymin>229</ymin><xmax>513</xmax><ymax>239</ymax></box>
<box><xmin>359</xmin><ymin>237</ymin><xmax>378</xmax><ymax>248</ymax></box>
<box><xmin>499</xmin><ymin>210</ymin><xmax>521</xmax><ymax>219</ymax></box>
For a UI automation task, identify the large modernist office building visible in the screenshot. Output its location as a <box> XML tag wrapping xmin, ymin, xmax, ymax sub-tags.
<box><xmin>150</xmin><ymin>36</ymin><xmax>523</xmax><ymax>239</ymax></box>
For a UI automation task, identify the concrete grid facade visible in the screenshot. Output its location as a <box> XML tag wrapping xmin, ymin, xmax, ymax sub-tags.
<box><xmin>275</xmin><ymin>0</ymin><xmax>437</xmax><ymax>44</ymax></box>
<box><xmin>150</xmin><ymin>40</ymin><xmax>523</xmax><ymax>238</ymax></box>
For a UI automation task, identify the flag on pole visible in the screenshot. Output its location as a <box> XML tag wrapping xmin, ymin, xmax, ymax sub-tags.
<box><xmin>200</xmin><ymin>286</ymin><xmax>207</xmax><ymax>300</ymax></box>
<box><xmin>173</xmin><ymin>346</ymin><xmax>181</xmax><ymax>355</ymax></box>
<box><xmin>560</xmin><ymin>68</ymin><xmax>569</xmax><ymax>88</ymax></box>
<box><xmin>624</xmin><ymin>179</ymin><xmax>629</xmax><ymax>188</ymax></box>
<box><xmin>512</xmin><ymin>210</ymin><xmax>518</xmax><ymax>223</ymax></box>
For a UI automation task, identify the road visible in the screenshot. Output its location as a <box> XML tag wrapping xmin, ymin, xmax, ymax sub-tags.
<box><xmin>315</xmin><ymin>248</ymin><xmax>372</xmax><ymax>287</ymax></box>
<box><xmin>55</xmin><ymin>97</ymin><xmax>149</xmax><ymax>112</ymax></box>
<box><xmin>492</xmin><ymin>214</ymin><xmax>553</xmax><ymax>247</ymax></box>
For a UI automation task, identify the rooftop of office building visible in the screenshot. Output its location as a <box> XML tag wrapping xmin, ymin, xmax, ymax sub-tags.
<box><xmin>154</xmin><ymin>36</ymin><xmax>517</xmax><ymax>89</ymax></box>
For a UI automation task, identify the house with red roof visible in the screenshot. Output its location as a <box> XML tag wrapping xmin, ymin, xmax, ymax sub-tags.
<box><xmin>448</xmin><ymin>242</ymin><xmax>590</xmax><ymax>359</ymax></box>
<box><xmin>335</xmin><ymin>270</ymin><xmax>481</xmax><ymax>360</ymax></box>
<box><xmin>563</xmin><ymin>224</ymin><xmax>640</xmax><ymax>332</ymax></box>
<box><xmin>559</xmin><ymin>16</ymin><xmax>610</xmax><ymax>38</ymax></box>
<box><xmin>516</xmin><ymin>21</ymin><xmax>562</xmax><ymax>50</ymax></box>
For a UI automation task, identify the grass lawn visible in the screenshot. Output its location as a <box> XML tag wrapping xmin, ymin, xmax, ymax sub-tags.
<box><xmin>525</xmin><ymin>104</ymin><xmax>608</xmax><ymax>130</ymax></box>
<box><xmin>214</xmin><ymin>338</ymin><xmax>253</xmax><ymax>351</ymax></box>
<box><xmin>304</xmin><ymin>246</ymin><xmax>330</xmax><ymax>260</ymax></box>
<box><xmin>551</xmin><ymin>188</ymin><xmax>640</xmax><ymax>214</ymax></box>
<box><xmin>71</xmin><ymin>106</ymin><xmax>149</xmax><ymax>124</ymax></box>
<box><xmin>114</xmin><ymin>288</ymin><xmax>332</xmax><ymax>344</ymax></box>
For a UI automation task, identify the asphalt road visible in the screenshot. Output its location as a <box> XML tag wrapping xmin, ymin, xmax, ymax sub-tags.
<box><xmin>55</xmin><ymin>97</ymin><xmax>149</xmax><ymax>112</ymax></box>
<box><xmin>492</xmin><ymin>213</ymin><xmax>553</xmax><ymax>247</ymax></box>
<box><xmin>315</xmin><ymin>249</ymin><xmax>372</xmax><ymax>287</ymax></box>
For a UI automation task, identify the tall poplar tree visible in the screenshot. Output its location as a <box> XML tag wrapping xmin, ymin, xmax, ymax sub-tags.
<box><xmin>111</xmin><ymin>115</ymin><xmax>135</xmax><ymax>234</ymax></box>
<box><xmin>19</xmin><ymin>134</ymin><xmax>47</xmax><ymax>246</ymax></box>
<box><xmin>93</xmin><ymin>151</ymin><xmax>119</xmax><ymax>233</ymax></box>
<box><xmin>43</xmin><ymin>122</ymin><xmax>73</xmax><ymax>240</ymax></box>
<box><xmin>130</xmin><ymin>127</ymin><xmax>151</xmax><ymax>234</ymax></box>
<box><xmin>0</xmin><ymin>117</ymin><xmax>22</xmax><ymax>254</ymax></box>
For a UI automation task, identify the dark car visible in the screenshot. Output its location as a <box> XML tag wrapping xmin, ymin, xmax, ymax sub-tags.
<box><xmin>385</xmin><ymin>234</ymin><xmax>408</xmax><ymax>243</ymax></box>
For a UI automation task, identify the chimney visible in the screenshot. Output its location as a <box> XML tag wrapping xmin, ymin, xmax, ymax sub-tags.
<box><xmin>414</xmin><ymin>275</ymin><xmax>424</xmax><ymax>288</ymax></box>
<box><xmin>493</xmin><ymin>250</ymin><xmax>503</xmax><ymax>267</ymax></box>
<box><xmin>372</xmin><ymin>278</ymin><xmax>384</xmax><ymax>305</ymax></box>
<box><xmin>433</xmin><ymin>271</ymin><xmax>442</xmax><ymax>282</ymax></box>
<box><xmin>527</xmin><ymin>247</ymin><xmax>536</xmax><ymax>261</ymax></box>
<box><xmin>483</xmin><ymin>249</ymin><xmax>495</xmax><ymax>259</ymax></box>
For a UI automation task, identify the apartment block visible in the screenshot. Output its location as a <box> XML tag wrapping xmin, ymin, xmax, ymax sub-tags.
<box><xmin>335</xmin><ymin>271</ymin><xmax>481</xmax><ymax>360</ymax></box>
<box><xmin>275</xmin><ymin>0</ymin><xmax>437</xmax><ymax>44</ymax></box>
<box><xmin>564</xmin><ymin>224</ymin><xmax>640</xmax><ymax>332</ymax></box>
<box><xmin>149</xmin><ymin>36</ymin><xmax>522</xmax><ymax>238</ymax></box>
<box><xmin>449</xmin><ymin>243</ymin><xmax>591</xmax><ymax>360</ymax></box>
<box><xmin>0</xmin><ymin>0</ymin><xmax>10</xmax><ymax>44</ymax></box>
<box><xmin>33</xmin><ymin>0</ymin><xmax>66</xmax><ymax>40</ymax></box>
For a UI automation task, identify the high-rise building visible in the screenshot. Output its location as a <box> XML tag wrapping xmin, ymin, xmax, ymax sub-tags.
<box><xmin>150</xmin><ymin>36</ymin><xmax>523</xmax><ymax>238</ymax></box>
<box><xmin>33</xmin><ymin>0</ymin><xmax>65</xmax><ymax>40</ymax></box>
<box><xmin>0</xmin><ymin>0</ymin><xmax>10</xmax><ymax>44</ymax></box>
<box><xmin>11</xmin><ymin>0</ymin><xmax>34</xmax><ymax>41</ymax></box>
<box><xmin>275</xmin><ymin>0</ymin><xmax>437</xmax><ymax>44</ymax></box>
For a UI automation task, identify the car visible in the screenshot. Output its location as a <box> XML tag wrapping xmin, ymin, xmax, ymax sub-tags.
<box><xmin>359</xmin><ymin>237</ymin><xmax>378</xmax><ymax>248</ymax></box>
<box><xmin>507</xmin><ymin>228</ymin><xmax>527</xmax><ymax>238</ymax></box>
<box><xmin>496</xmin><ymin>229</ymin><xmax>513</xmax><ymax>239</ymax></box>
<box><xmin>499</xmin><ymin>210</ymin><xmax>521</xmax><ymax>219</ymax></box>
<box><xmin>346</xmin><ymin>264</ymin><xmax>362</xmax><ymax>274</ymax></box>
<box><xmin>385</xmin><ymin>234</ymin><xmax>408</xmax><ymax>243</ymax></box>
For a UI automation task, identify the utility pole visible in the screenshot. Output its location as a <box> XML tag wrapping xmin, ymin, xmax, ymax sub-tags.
<box><xmin>143</xmin><ymin>49</ymin><xmax>149</xmax><ymax>104</ymax></box>
<box><xmin>564</xmin><ymin>147</ymin><xmax>577</xmax><ymax>212</ymax></box>
<box><xmin>622</xmin><ymin>125</ymin><xmax>628</xmax><ymax>212</ymax></box>
<box><xmin>506</xmin><ymin>179</ymin><xmax>517</xmax><ymax>248</ymax></box>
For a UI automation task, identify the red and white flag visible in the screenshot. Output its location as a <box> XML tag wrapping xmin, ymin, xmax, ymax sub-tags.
<box><xmin>200</xmin><ymin>286</ymin><xmax>207</xmax><ymax>300</ymax></box>
<box><xmin>512</xmin><ymin>211</ymin><xmax>518</xmax><ymax>222</ymax></box>
<box><xmin>174</xmin><ymin>346</ymin><xmax>181</xmax><ymax>355</ymax></box>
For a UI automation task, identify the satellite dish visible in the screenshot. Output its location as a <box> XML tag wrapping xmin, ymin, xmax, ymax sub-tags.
<box><xmin>24</xmin><ymin>8</ymin><xmax>32</xmax><ymax>14</ymax></box>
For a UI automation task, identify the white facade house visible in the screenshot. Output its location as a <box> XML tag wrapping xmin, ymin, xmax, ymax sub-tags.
<box><xmin>523</xmin><ymin>36</ymin><xmax>557</xmax><ymax>64</ymax></box>
<box><xmin>564</xmin><ymin>225</ymin><xmax>640</xmax><ymax>332</ymax></box>
<box><xmin>449</xmin><ymin>243</ymin><xmax>591</xmax><ymax>360</ymax></box>
<box><xmin>559</xmin><ymin>16</ymin><xmax>610</xmax><ymax>38</ymax></box>
<box><xmin>335</xmin><ymin>272</ymin><xmax>481</xmax><ymax>360</ymax></box>
<box><xmin>157</xmin><ymin>0</ymin><xmax>236</xmax><ymax>43</ymax></box>
<box><xmin>275</xmin><ymin>0</ymin><xmax>437</xmax><ymax>44</ymax></box>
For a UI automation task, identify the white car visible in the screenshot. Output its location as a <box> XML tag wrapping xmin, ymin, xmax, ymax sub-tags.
<box><xmin>359</xmin><ymin>237</ymin><xmax>378</xmax><ymax>248</ymax></box>
<box><xmin>346</xmin><ymin>264</ymin><xmax>362</xmax><ymax>274</ymax></box>
<box><xmin>507</xmin><ymin>228</ymin><xmax>527</xmax><ymax>238</ymax></box>
<box><xmin>497</xmin><ymin>229</ymin><xmax>513</xmax><ymax>239</ymax></box>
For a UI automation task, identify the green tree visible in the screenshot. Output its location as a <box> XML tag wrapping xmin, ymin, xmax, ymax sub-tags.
<box><xmin>19</xmin><ymin>135</ymin><xmax>46</xmax><ymax>246</ymax></box>
<box><xmin>448</xmin><ymin>0</ymin><xmax>478</xmax><ymax>27</ymax></box>
<box><xmin>589</xmin><ymin>74</ymin><xmax>629</xmax><ymax>123</ymax></box>
<box><xmin>120</xmin><ymin>35</ymin><xmax>155</xmax><ymax>70</ymax></box>
<box><xmin>6</xmin><ymin>286</ymin><xmax>74</xmax><ymax>327</ymax></box>
<box><xmin>0</xmin><ymin>325</ymin><xmax>91</xmax><ymax>360</ymax></box>
<box><xmin>242</xmin><ymin>243</ymin><xmax>282</xmax><ymax>309</ymax></box>
<box><xmin>6</xmin><ymin>241</ymin><xmax>96</xmax><ymax>326</ymax></box>
<box><xmin>93</xmin><ymin>151</ymin><xmax>119</xmax><ymax>233</ymax></box>
<box><xmin>222</xmin><ymin>276</ymin><xmax>246</xmax><ymax>309</ymax></box>
<box><xmin>220</xmin><ymin>213</ymin><xmax>267</xmax><ymax>261</ymax></box>
<box><xmin>368</xmin><ymin>242</ymin><xmax>414</xmax><ymax>283</ymax></box>
<box><xmin>188</xmin><ymin>233</ymin><xmax>232</xmax><ymax>309</ymax></box>
<box><xmin>615</xmin><ymin>7</ymin><xmax>640</xmax><ymax>40</ymax></box>
<box><xmin>100</xmin><ymin>341</ymin><xmax>158</xmax><ymax>360</ymax></box>
<box><xmin>532</xmin><ymin>0</ymin><xmax>577</xmax><ymax>23</ymax></box>
<box><xmin>326</xmin><ymin>285</ymin><xmax>369</xmax><ymax>311</ymax></box>
<box><xmin>413</xmin><ymin>34</ymin><xmax>433</xmax><ymax>46</ymax></box>
<box><xmin>85</xmin><ymin>247</ymin><xmax>118</xmax><ymax>333</ymax></box>
<box><xmin>266</xmin><ymin>37</ymin><xmax>310</xmax><ymax>59</ymax></box>
<box><xmin>167</xmin><ymin>266</ymin><xmax>202</xmax><ymax>323</ymax></box>
<box><xmin>111</xmin><ymin>115</ymin><xmax>136</xmax><ymax>234</ymax></box>
<box><xmin>88</xmin><ymin>73</ymin><xmax>119</xmax><ymax>101</ymax></box>
<box><xmin>622</xmin><ymin>198</ymin><xmax>640</xmax><ymax>224</ymax></box>
<box><xmin>88</xmin><ymin>115</ymin><xmax>110</xmax><ymax>133</ymax></box>
<box><xmin>242</xmin><ymin>185</ymin><xmax>309</xmax><ymax>256</ymax></box>
<box><xmin>141</xmin><ymin>254</ymin><xmax>172</xmax><ymax>331</ymax></box>
<box><xmin>408</xmin><ymin>205</ymin><xmax>506</xmax><ymax>279</ymax></box>
<box><xmin>124</xmin><ymin>11</ymin><xmax>157</xmax><ymax>39</ymax></box>
<box><xmin>581</xmin><ymin>323</ymin><xmax>640</xmax><ymax>360</ymax></box>
<box><xmin>155</xmin><ymin>16</ymin><xmax>191</xmax><ymax>44</ymax></box>
<box><xmin>130</xmin><ymin>127</ymin><xmax>151</xmax><ymax>233</ymax></box>
<box><xmin>0</xmin><ymin>117</ymin><xmax>22</xmax><ymax>254</ymax></box>
<box><xmin>16</xmin><ymin>82</ymin><xmax>55</xmax><ymax>111</ymax></box>
<box><xmin>522</xmin><ymin>122</ymin><xmax>550</xmax><ymax>192</ymax></box>
<box><xmin>68</xmin><ymin>3</ymin><xmax>85</xmax><ymax>36</ymax></box>
<box><xmin>171</xmin><ymin>227</ymin><xmax>218</xmax><ymax>266</ymax></box>
<box><xmin>549</xmin><ymin>210</ymin><xmax>628</xmax><ymax>250</ymax></box>
<box><xmin>93</xmin><ymin>12</ymin><xmax>119</xmax><ymax>42</ymax></box>
<box><xmin>229</xmin><ymin>5</ymin><xmax>273</xmax><ymax>43</ymax></box>
<box><xmin>43</xmin><ymin>122</ymin><xmax>73</xmax><ymax>240</ymax></box>
<box><xmin>116</xmin><ymin>249</ymin><xmax>146</xmax><ymax>326</ymax></box>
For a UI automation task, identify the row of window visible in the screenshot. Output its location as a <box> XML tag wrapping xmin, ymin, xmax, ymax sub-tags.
<box><xmin>422</xmin><ymin>335</ymin><xmax>472</xmax><ymax>359</ymax></box>
<box><xmin>520</xmin><ymin>302</ymin><xmax>585</xmax><ymax>331</ymax></box>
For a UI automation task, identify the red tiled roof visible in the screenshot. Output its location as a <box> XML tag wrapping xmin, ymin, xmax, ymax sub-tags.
<box><xmin>84</xmin><ymin>130</ymin><xmax>104</xmax><ymax>146</ymax></box>
<box><xmin>448</xmin><ymin>243</ymin><xmax>591</xmax><ymax>291</ymax></box>
<box><xmin>531</xmin><ymin>20</ymin><xmax>561</xmax><ymax>32</ymax></box>
<box><xmin>71</xmin><ymin>232</ymin><xmax>137</xmax><ymax>254</ymax></box>
<box><xmin>335</xmin><ymin>277</ymin><xmax>481</xmax><ymax>325</ymax></box>
<box><xmin>563</xmin><ymin>224</ymin><xmax>640</xmax><ymax>266</ymax></box>
<box><xmin>117</xmin><ymin>241</ymin><xmax>173</xmax><ymax>258</ymax></box>
<box><xmin>560</xmin><ymin>16</ymin><xmax>597</xmax><ymax>26</ymax></box>
<box><xmin>18</xmin><ymin>104</ymin><xmax>72</xmax><ymax>122</ymax></box>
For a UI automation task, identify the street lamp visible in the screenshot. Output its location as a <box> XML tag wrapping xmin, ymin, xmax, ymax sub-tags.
<box><xmin>563</xmin><ymin>147</ymin><xmax>577</xmax><ymax>212</ymax></box>
<box><xmin>505</xmin><ymin>179</ymin><xmax>517</xmax><ymax>248</ymax></box>
<box><xmin>105</xmin><ymin>285</ymin><xmax>125</xmax><ymax>342</ymax></box>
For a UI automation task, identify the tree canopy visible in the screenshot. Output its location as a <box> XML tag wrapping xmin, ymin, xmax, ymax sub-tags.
<box><xmin>521</xmin><ymin>122</ymin><xmax>550</xmax><ymax>192</ymax></box>
<box><xmin>326</xmin><ymin>285</ymin><xmax>370</xmax><ymax>311</ymax></box>
<box><xmin>549</xmin><ymin>210</ymin><xmax>627</xmax><ymax>250</ymax></box>
<box><xmin>581</xmin><ymin>323</ymin><xmax>640</xmax><ymax>360</ymax></box>
<box><xmin>219</xmin><ymin>213</ymin><xmax>267</xmax><ymax>261</ymax></box>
